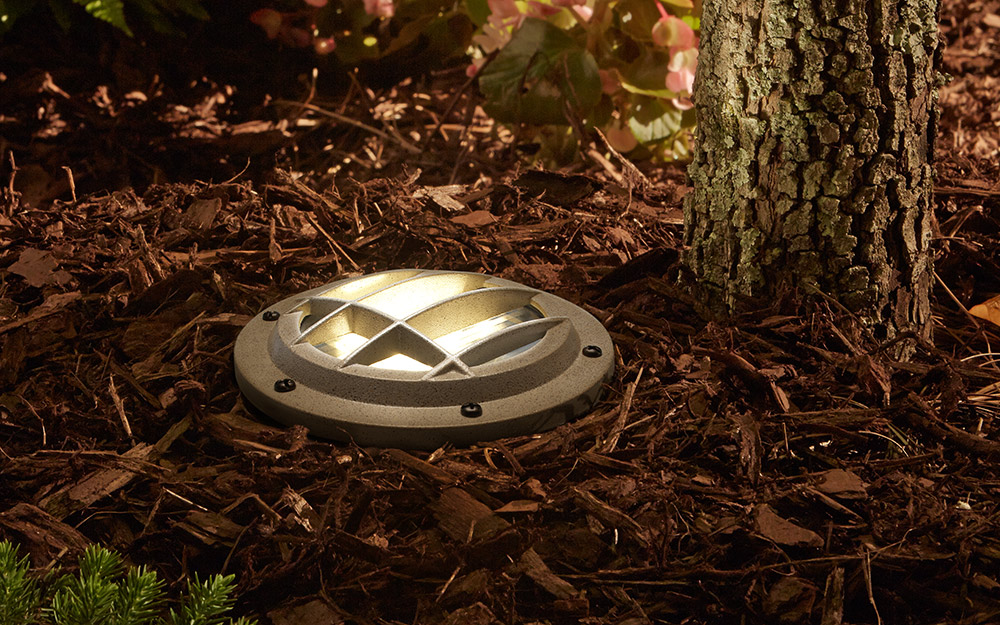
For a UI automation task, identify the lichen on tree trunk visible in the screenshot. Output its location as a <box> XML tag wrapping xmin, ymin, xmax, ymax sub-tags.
<box><xmin>684</xmin><ymin>0</ymin><xmax>939</xmax><ymax>344</ymax></box>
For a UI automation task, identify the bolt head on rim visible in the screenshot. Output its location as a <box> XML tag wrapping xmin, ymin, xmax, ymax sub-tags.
<box><xmin>461</xmin><ymin>403</ymin><xmax>483</xmax><ymax>418</ymax></box>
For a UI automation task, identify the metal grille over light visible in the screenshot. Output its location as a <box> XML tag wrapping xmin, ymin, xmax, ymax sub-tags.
<box><xmin>234</xmin><ymin>269</ymin><xmax>614</xmax><ymax>449</ymax></box>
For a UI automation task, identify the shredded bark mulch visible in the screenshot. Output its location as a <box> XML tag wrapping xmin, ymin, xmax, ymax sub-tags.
<box><xmin>2</xmin><ymin>0</ymin><xmax>1000</xmax><ymax>624</ymax></box>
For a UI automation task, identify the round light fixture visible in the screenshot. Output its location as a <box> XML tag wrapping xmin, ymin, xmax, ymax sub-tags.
<box><xmin>234</xmin><ymin>269</ymin><xmax>614</xmax><ymax>449</ymax></box>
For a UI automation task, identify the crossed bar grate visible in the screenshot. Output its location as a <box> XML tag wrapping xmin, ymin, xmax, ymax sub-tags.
<box><xmin>290</xmin><ymin>270</ymin><xmax>568</xmax><ymax>378</ymax></box>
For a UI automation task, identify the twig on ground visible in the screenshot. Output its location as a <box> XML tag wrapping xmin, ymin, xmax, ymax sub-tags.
<box><xmin>278</xmin><ymin>100</ymin><xmax>422</xmax><ymax>155</ymax></box>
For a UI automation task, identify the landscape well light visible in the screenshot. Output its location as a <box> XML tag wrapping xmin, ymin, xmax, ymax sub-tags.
<box><xmin>234</xmin><ymin>269</ymin><xmax>614</xmax><ymax>449</ymax></box>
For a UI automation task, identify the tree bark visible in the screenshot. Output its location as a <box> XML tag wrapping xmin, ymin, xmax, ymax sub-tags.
<box><xmin>684</xmin><ymin>0</ymin><xmax>939</xmax><ymax>345</ymax></box>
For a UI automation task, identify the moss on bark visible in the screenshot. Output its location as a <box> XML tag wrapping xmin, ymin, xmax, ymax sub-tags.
<box><xmin>684</xmin><ymin>0</ymin><xmax>939</xmax><ymax>345</ymax></box>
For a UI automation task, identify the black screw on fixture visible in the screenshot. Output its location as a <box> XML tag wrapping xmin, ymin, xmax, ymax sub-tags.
<box><xmin>582</xmin><ymin>345</ymin><xmax>603</xmax><ymax>358</ymax></box>
<box><xmin>262</xmin><ymin>311</ymin><xmax>280</xmax><ymax>321</ymax></box>
<box><xmin>274</xmin><ymin>378</ymin><xmax>296</xmax><ymax>392</ymax></box>
<box><xmin>461</xmin><ymin>402</ymin><xmax>483</xmax><ymax>418</ymax></box>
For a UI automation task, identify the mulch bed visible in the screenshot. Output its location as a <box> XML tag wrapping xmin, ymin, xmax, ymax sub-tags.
<box><xmin>2</xmin><ymin>1</ymin><xmax>1000</xmax><ymax>624</ymax></box>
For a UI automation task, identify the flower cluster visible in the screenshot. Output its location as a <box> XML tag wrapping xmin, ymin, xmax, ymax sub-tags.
<box><xmin>248</xmin><ymin>0</ymin><xmax>700</xmax><ymax>160</ymax></box>
<box><xmin>470</xmin><ymin>0</ymin><xmax>700</xmax><ymax>159</ymax></box>
<box><xmin>652</xmin><ymin>3</ymin><xmax>697</xmax><ymax>109</ymax></box>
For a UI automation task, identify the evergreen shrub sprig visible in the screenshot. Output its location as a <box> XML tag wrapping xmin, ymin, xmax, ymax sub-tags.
<box><xmin>0</xmin><ymin>541</ymin><xmax>255</xmax><ymax>625</ymax></box>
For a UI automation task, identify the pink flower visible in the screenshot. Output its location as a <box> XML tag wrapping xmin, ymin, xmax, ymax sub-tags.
<box><xmin>488</xmin><ymin>0</ymin><xmax>520</xmax><ymax>19</ymax></box>
<box><xmin>549</xmin><ymin>0</ymin><xmax>591</xmax><ymax>19</ymax></box>
<box><xmin>526</xmin><ymin>1</ymin><xmax>561</xmax><ymax>17</ymax></box>
<box><xmin>666</xmin><ymin>47</ymin><xmax>697</xmax><ymax>94</ymax></box>
<box><xmin>652</xmin><ymin>14</ymin><xmax>696</xmax><ymax>49</ymax></box>
<box><xmin>572</xmin><ymin>4</ymin><xmax>593</xmax><ymax>20</ymax></box>
<box><xmin>665</xmin><ymin>68</ymin><xmax>694</xmax><ymax>93</ymax></box>
<box><xmin>598</xmin><ymin>69</ymin><xmax>620</xmax><ymax>95</ymax></box>
<box><xmin>671</xmin><ymin>97</ymin><xmax>694</xmax><ymax>110</ymax></box>
<box><xmin>364</xmin><ymin>0</ymin><xmax>394</xmax><ymax>17</ymax></box>
<box><xmin>249</xmin><ymin>9</ymin><xmax>283</xmax><ymax>39</ymax></box>
<box><xmin>604</xmin><ymin>122</ymin><xmax>638</xmax><ymax>152</ymax></box>
<box><xmin>473</xmin><ymin>19</ymin><xmax>516</xmax><ymax>54</ymax></box>
<box><xmin>303</xmin><ymin>0</ymin><xmax>328</xmax><ymax>6</ymax></box>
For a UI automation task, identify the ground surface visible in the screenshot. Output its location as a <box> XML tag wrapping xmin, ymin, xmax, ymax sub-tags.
<box><xmin>2</xmin><ymin>1</ymin><xmax>1000</xmax><ymax>623</ymax></box>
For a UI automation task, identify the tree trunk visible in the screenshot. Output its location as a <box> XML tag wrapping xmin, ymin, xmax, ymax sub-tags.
<box><xmin>684</xmin><ymin>0</ymin><xmax>939</xmax><ymax>345</ymax></box>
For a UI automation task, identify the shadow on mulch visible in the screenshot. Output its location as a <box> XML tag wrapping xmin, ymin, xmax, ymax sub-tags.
<box><xmin>2</xmin><ymin>0</ymin><xmax>1000</xmax><ymax>624</ymax></box>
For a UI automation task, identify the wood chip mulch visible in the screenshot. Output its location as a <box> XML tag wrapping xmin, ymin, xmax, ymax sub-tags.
<box><xmin>2</xmin><ymin>159</ymin><xmax>999</xmax><ymax>624</ymax></box>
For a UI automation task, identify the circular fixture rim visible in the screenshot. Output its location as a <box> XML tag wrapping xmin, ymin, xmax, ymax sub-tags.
<box><xmin>234</xmin><ymin>269</ymin><xmax>614</xmax><ymax>448</ymax></box>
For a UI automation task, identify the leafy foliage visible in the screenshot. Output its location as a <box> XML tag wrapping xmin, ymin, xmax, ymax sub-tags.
<box><xmin>0</xmin><ymin>541</ymin><xmax>254</xmax><ymax>625</ymax></box>
<box><xmin>471</xmin><ymin>0</ymin><xmax>699</xmax><ymax>159</ymax></box>
<box><xmin>0</xmin><ymin>0</ymin><xmax>209</xmax><ymax>37</ymax></box>
<box><xmin>249</xmin><ymin>0</ymin><xmax>700</xmax><ymax>161</ymax></box>
<box><xmin>478</xmin><ymin>18</ymin><xmax>601</xmax><ymax>125</ymax></box>
<box><xmin>1</xmin><ymin>0</ymin><xmax>699</xmax><ymax>162</ymax></box>
<box><xmin>250</xmin><ymin>0</ymin><xmax>474</xmax><ymax>76</ymax></box>
<box><xmin>76</xmin><ymin>0</ymin><xmax>131</xmax><ymax>34</ymax></box>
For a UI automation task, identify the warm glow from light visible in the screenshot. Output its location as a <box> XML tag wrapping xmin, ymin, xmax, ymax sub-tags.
<box><xmin>434</xmin><ymin>307</ymin><xmax>542</xmax><ymax>353</ymax></box>
<box><xmin>371</xmin><ymin>353</ymin><xmax>432</xmax><ymax>371</ymax></box>
<box><xmin>360</xmin><ymin>274</ymin><xmax>485</xmax><ymax>318</ymax></box>
<box><xmin>323</xmin><ymin>332</ymin><xmax>368</xmax><ymax>358</ymax></box>
<box><xmin>315</xmin><ymin>307</ymin><xmax>544</xmax><ymax>370</ymax></box>
<box><xmin>319</xmin><ymin>270</ymin><xmax>422</xmax><ymax>300</ymax></box>
<box><xmin>311</xmin><ymin>275</ymin><xmax>544</xmax><ymax>370</ymax></box>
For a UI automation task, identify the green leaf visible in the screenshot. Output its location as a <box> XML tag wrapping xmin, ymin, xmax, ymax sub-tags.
<box><xmin>0</xmin><ymin>0</ymin><xmax>39</xmax><ymax>35</ymax></box>
<box><xmin>479</xmin><ymin>17</ymin><xmax>601</xmax><ymax>125</ymax></box>
<box><xmin>159</xmin><ymin>0</ymin><xmax>208</xmax><ymax>20</ymax></box>
<box><xmin>619</xmin><ymin>82</ymin><xmax>673</xmax><ymax>98</ymax></box>
<box><xmin>620</xmin><ymin>47</ymin><xmax>672</xmax><ymax>92</ymax></box>
<box><xmin>614</xmin><ymin>0</ymin><xmax>661</xmax><ymax>42</ymax></box>
<box><xmin>379</xmin><ymin>14</ymin><xmax>436</xmax><ymax>56</ymax></box>
<box><xmin>128</xmin><ymin>0</ymin><xmax>173</xmax><ymax>34</ymax></box>
<box><xmin>463</xmin><ymin>0</ymin><xmax>489</xmax><ymax>27</ymax></box>
<box><xmin>48</xmin><ymin>0</ymin><xmax>75</xmax><ymax>30</ymax></box>
<box><xmin>74</xmin><ymin>0</ymin><xmax>132</xmax><ymax>34</ymax></box>
<box><xmin>628</xmin><ymin>96</ymin><xmax>682</xmax><ymax>143</ymax></box>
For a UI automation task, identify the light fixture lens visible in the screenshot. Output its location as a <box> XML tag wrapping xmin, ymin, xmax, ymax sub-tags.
<box><xmin>371</xmin><ymin>353</ymin><xmax>433</xmax><ymax>372</ymax></box>
<box><xmin>321</xmin><ymin>332</ymin><xmax>368</xmax><ymax>359</ymax></box>
<box><xmin>433</xmin><ymin>305</ymin><xmax>543</xmax><ymax>358</ymax></box>
<box><xmin>233</xmin><ymin>269</ymin><xmax>614</xmax><ymax>448</ymax></box>
<box><xmin>357</xmin><ymin>272</ymin><xmax>486</xmax><ymax>318</ymax></box>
